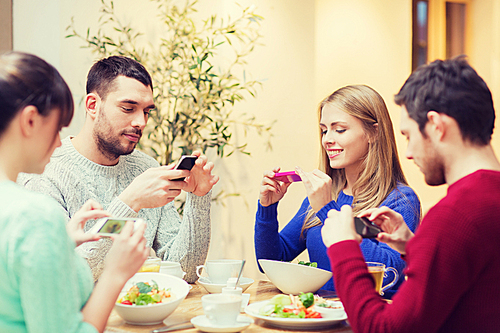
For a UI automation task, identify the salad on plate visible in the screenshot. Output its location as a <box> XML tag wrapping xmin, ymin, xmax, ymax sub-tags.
<box><xmin>117</xmin><ymin>281</ymin><xmax>175</xmax><ymax>306</ymax></box>
<box><xmin>258</xmin><ymin>293</ymin><xmax>342</xmax><ymax>319</ymax></box>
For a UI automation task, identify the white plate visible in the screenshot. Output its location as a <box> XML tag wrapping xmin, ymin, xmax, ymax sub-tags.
<box><xmin>244</xmin><ymin>300</ymin><xmax>347</xmax><ymax>330</ymax></box>
<box><xmin>198</xmin><ymin>277</ymin><xmax>254</xmax><ymax>294</ymax></box>
<box><xmin>191</xmin><ymin>315</ymin><xmax>254</xmax><ymax>332</ymax></box>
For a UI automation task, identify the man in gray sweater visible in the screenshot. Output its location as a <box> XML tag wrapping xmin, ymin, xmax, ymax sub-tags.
<box><xmin>18</xmin><ymin>56</ymin><xmax>219</xmax><ymax>282</ymax></box>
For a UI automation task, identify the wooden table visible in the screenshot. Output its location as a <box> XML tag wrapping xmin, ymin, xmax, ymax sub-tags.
<box><xmin>105</xmin><ymin>280</ymin><xmax>352</xmax><ymax>333</ymax></box>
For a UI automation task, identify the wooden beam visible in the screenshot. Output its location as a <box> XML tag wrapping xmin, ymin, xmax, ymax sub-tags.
<box><xmin>0</xmin><ymin>0</ymin><xmax>13</xmax><ymax>53</ymax></box>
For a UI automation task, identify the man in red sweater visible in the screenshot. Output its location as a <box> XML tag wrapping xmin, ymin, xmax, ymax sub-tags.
<box><xmin>321</xmin><ymin>56</ymin><xmax>500</xmax><ymax>333</ymax></box>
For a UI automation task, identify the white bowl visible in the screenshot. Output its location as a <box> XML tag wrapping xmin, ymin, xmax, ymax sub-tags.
<box><xmin>197</xmin><ymin>277</ymin><xmax>254</xmax><ymax>294</ymax></box>
<box><xmin>314</xmin><ymin>300</ymin><xmax>345</xmax><ymax>318</ymax></box>
<box><xmin>114</xmin><ymin>272</ymin><xmax>190</xmax><ymax>325</ymax></box>
<box><xmin>258</xmin><ymin>259</ymin><xmax>332</xmax><ymax>294</ymax></box>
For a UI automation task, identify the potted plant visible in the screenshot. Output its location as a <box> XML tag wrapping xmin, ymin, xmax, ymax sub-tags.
<box><xmin>66</xmin><ymin>0</ymin><xmax>273</xmax><ymax>210</ymax></box>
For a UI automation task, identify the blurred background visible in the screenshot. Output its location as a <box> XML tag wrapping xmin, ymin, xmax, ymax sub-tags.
<box><xmin>2</xmin><ymin>0</ymin><xmax>499</xmax><ymax>281</ymax></box>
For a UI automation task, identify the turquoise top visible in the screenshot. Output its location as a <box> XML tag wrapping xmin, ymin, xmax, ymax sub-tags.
<box><xmin>0</xmin><ymin>181</ymin><xmax>97</xmax><ymax>333</ymax></box>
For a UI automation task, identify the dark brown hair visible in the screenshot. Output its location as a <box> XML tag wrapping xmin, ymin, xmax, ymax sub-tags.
<box><xmin>395</xmin><ymin>56</ymin><xmax>495</xmax><ymax>145</ymax></box>
<box><xmin>0</xmin><ymin>52</ymin><xmax>74</xmax><ymax>136</ymax></box>
<box><xmin>86</xmin><ymin>56</ymin><xmax>153</xmax><ymax>100</ymax></box>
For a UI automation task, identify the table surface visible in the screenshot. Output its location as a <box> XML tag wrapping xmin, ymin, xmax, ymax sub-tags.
<box><xmin>105</xmin><ymin>280</ymin><xmax>353</xmax><ymax>333</ymax></box>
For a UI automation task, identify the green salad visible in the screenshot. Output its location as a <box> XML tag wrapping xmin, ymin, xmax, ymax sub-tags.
<box><xmin>117</xmin><ymin>281</ymin><xmax>174</xmax><ymax>306</ymax></box>
<box><xmin>258</xmin><ymin>293</ymin><xmax>322</xmax><ymax>319</ymax></box>
<box><xmin>298</xmin><ymin>261</ymin><xmax>318</xmax><ymax>268</ymax></box>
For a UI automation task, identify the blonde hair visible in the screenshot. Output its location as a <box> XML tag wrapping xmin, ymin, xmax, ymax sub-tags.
<box><xmin>302</xmin><ymin>85</ymin><xmax>408</xmax><ymax>231</ymax></box>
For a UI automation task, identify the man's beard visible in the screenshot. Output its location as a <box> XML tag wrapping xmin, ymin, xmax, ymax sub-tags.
<box><xmin>93</xmin><ymin>109</ymin><xmax>141</xmax><ymax>161</ymax></box>
<box><xmin>421</xmin><ymin>143</ymin><xmax>446</xmax><ymax>186</ymax></box>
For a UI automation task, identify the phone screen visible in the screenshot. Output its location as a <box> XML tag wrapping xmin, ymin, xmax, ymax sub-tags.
<box><xmin>175</xmin><ymin>156</ymin><xmax>196</xmax><ymax>170</ymax></box>
<box><xmin>97</xmin><ymin>219</ymin><xmax>127</xmax><ymax>234</ymax></box>
<box><xmin>354</xmin><ymin>217</ymin><xmax>381</xmax><ymax>238</ymax></box>
<box><xmin>172</xmin><ymin>156</ymin><xmax>197</xmax><ymax>181</ymax></box>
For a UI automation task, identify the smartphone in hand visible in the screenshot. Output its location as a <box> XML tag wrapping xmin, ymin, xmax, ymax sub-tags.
<box><xmin>273</xmin><ymin>171</ymin><xmax>302</xmax><ymax>183</ymax></box>
<box><xmin>354</xmin><ymin>216</ymin><xmax>382</xmax><ymax>238</ymax></box>
<box><xmin>88</xmin><ymin>217</ymin><xmax>145</xmax><ymax>237</ymax></box>
<box><xmin>172</xmin><ymin>155</ymin><xmax>197</xmax><ymax>181</ymax></box>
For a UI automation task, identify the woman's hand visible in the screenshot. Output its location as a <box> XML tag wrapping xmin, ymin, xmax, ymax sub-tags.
<box><xmin>67</xmin><ymin>199</ymin><xmax>110</xmax><ymax>247</ymax></box>
<box><xmin>295</xmin><ymin>166</ymin><xmax>332</xmax><ymax>212</ymax></box>
<box><xmin>104</xmin><ymin>221</ymin><xmax>149</xmax><ymax>283</ymax></box>
<box><xmin>82</xmin><ymin>221</ymin><xmax>149</xmax><ymax>332</ymax></box>
<box><xmin>358</xmin><ymin>207</ymin><xmax>414</xmax><ymax>255</ymax></box>
<box><xmin>259</xmin><ymin>167</ymin><xmax>292</xmax><ymax>207</ymax></box>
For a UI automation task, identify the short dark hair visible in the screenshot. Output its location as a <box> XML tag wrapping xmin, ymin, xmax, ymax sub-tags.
<box><xmin>86</xmin><ymin>56</ymin><xmax>153</xmax><ymax>100</ymax></box>
<box><xmin>394</xmin><ymin>56</ymin><xmax>495</xmax><ymax>145</ymax></box>
<box><xmin>0</xmin><ymin>52</ymin><xmax>74</xmax><ymax>136</ymax></box>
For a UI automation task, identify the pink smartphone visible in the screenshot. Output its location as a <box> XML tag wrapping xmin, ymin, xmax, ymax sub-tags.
<box><xmin>273</xmin><ymin>171</ymin><xmax>302</xmax><ymax>183</ymax></box>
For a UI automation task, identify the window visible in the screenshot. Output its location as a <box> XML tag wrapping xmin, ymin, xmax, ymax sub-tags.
<box><xmin>412</xmin><ymin>0</ymin><xmax>429</xmax><ymax>71</ymax></box>
<box><xmin>446</xmin><ymin>2</ymin><xmax>467</xmax><ymax>59</ymax></box>
<box><xmin>412</xmin><ymin>0</ymin><xmax>470</xmax><ymax>71</ymax></box>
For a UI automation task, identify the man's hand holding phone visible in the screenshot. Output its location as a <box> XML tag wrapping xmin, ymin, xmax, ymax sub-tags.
<box><xmin>354</xmin><ymin>216</ymin><xmax>382</xmax><ymax>239</ymax></box>
<box><xmin>182</xmin><ymin>151</ymin><xmax>219</xmax><ymax>197</ymax></box>
<box><xmin>172</xmin><ymin>155</ymin><xmax>197</xmax><ymax>181</ymax></box>
<box><xmin>322</xmin><ymin>205</ymin><xmax>362</xmax><ymax>247</ymax></box>
<box><xmin>357</xmin><ymin>207</ymin><xmax>414</xmax><ymax>255</ymax></box>
<box><xmin>118</xmin><ymin>164</ymin><xmax>189</xmax><ymax>212</ymax></box>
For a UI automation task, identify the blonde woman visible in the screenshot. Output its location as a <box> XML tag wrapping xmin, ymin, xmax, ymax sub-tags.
<box><xmin>255</xmin><ymin>85</ymin><xmax>420</xmax><ymax>297</ymax></box>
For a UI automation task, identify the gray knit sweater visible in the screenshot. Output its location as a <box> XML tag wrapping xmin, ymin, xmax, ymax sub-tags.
<box><xmin>17</xmin><ymin>137</ymin><xmax>211</xmax><ymax>283</ymax></box>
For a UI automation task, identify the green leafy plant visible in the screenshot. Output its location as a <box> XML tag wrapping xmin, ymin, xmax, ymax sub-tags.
<box><xmin>66</xmin><ymin>0</ymin><xmax>273</xmax><ymax>210</ymax></box>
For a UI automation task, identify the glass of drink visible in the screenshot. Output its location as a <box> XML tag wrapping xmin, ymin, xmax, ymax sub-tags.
<box><xmin>138</xmin><ymin>257</ymin><xmax>161</xmax><ymax>273</ymax></box>
<box><xmin>366</xmin><ymin>262</ymin><xmax>399</xmax><ymax>296</ymax></box>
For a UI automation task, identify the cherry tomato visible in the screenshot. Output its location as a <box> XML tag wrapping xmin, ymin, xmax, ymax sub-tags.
<box><xmin>121</xmin><ymin>300</ymin><xmax>133</xmax><ymax>305</ymax></box>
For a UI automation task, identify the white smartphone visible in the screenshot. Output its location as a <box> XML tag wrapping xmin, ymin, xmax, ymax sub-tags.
<box><xmin>88</xmin><ymin>217</ymin><xmax>145</xmax><ymax>237</ymax></box>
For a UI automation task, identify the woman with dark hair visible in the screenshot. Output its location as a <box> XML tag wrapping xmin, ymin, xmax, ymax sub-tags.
<box><xmin>255</xmin><ymin>85</ymin><xmax>421</xmax><ymax>296</ymax></box>
<box><xmin>0</xmin><ymin>52</ymin><xmax>149</xmax><ymax>333</ymax></box>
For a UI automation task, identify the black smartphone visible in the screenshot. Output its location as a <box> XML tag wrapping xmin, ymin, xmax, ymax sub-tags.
<box><xmin>172</xmin><ymin>155</ymin><xmax>197</xmax><ymax>181</ymax></box>
<box><xmin>354</xmin><ymin>216</ymin><xmax>382</xmax><ymax>239</ymax></box>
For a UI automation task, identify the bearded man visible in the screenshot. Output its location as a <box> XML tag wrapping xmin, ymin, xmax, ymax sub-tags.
<box><xmin>19</xmin><ymin>56</ymin><xmax>218</xmax><ymax>282</ymax></box>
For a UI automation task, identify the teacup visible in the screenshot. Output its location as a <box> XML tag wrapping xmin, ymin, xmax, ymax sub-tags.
<box><xmin>202</xmin><ymin>293</ymin><xmax>242</xmax><ymax>326</ymax></box>
<box><xmin>221</xmin><ymin>287</ymin><xmax>251</xmax><ymax>311</ymax></box>
<box><xmin>160</xmin><ymin>261</ymin><xmax>186</xmax><ymax>279</ymax></box>
<box><xmin>366</xmin><ymin>262</ymin><xmax>399</xmax><ymax>295</ymax></box>
<box><xmin>196</xmin><ymin>259</ymin><xmax>242</xmax><ymax>284</ymax></box>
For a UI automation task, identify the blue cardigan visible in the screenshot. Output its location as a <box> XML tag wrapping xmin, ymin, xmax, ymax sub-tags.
<box><xmin>254</xmin><ymin>184</ymin><xmax>420</xmax><ymax>297</ymax></box>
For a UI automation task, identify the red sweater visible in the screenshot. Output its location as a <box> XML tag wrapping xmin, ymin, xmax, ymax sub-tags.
<box><xmin>327</xmin><ymin>170</ymin><xmax>500</xmax><ymax>333</ymax></box>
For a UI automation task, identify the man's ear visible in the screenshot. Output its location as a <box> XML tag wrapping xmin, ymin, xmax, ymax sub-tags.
<box><xmin>18</xmin><ymin>105</ymin><xmax>40</xmax><ymax>137</ymax></box>
<box><xmin>85</xmin><ymin>93</ymin><xmax>100</xmax><ymax>120</ymax></box>
<box><xmin>426</xmin><ymin>111</ymin><xmax>445</xmax><ymax>141</ymax></box>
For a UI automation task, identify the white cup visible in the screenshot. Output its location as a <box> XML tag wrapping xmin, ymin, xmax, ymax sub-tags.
<box><xmin>221</xmin><ymin>287</ymin><xmax>250</xmax><ymax>311</ymax></box>
<box><xmin>202</xmin><ymin>294</ymin><xmax>242</xmax><ymax>326</ymax></box>
<box><xmin>196</xmin><ymin>259</ymin><xmax>242</xmax><ymax>284</ymax></box>
<box><xmin>159</xmin><ymin>261</ymin><xmax>186</xmax><ymax>279</ymax></box>
<box><xmin>221</xmin><ymin>286</ymin><xmax>243</xmax><ymax>295</ymax></box>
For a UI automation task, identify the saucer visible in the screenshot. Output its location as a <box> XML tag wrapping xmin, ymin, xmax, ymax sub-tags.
<box><xmin>197</xmin><ymin>277</ymin><xmax>254</xmax><ymax>294</ymax></box>
<box><xmin>191</xmin><ymin>315</ymin><xmax>253</xmax><ymax>332</ymax></box>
